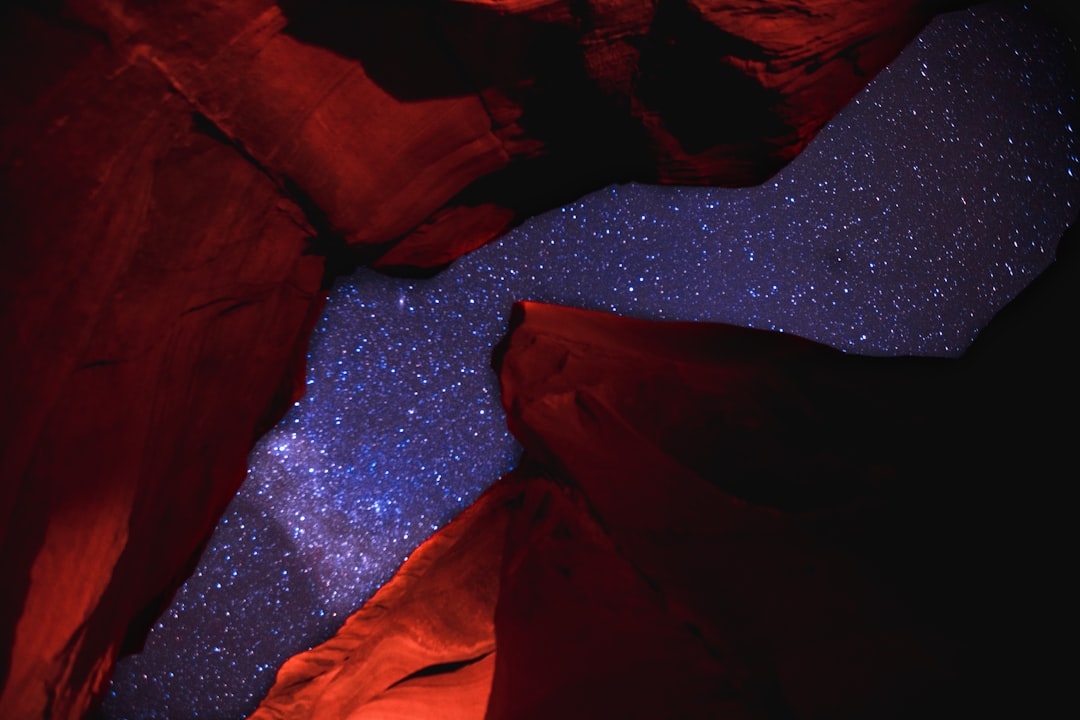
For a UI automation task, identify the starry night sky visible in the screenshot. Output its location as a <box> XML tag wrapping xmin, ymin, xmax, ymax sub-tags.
<box><xmin>101</xmin><ymin>3</ymin><xmax>1079</xmax><ymax>718</ymax></box>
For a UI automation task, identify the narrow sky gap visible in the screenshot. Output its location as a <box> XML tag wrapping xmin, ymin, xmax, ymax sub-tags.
<box><xmin>103</xmin><ymin>4</ymin><xmax>1079</xmax><ymax>718</ymax></box>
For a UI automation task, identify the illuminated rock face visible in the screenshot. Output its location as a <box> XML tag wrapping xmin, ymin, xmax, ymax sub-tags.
<box><xmin>2</xmin><ymin>0</ymin><xmax>1045</xmax><ymax>717</ymax></box>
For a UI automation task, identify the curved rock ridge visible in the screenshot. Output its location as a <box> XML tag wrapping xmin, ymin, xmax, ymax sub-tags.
<box><xmin>0</xmin><ymin>0</ymin><xmax>978</xmax><ymax>717</ymax></box>
<box><xmin>248</xmin><ymin>469</ymin><xmax>514</xmax><ymax>719</ymax></box>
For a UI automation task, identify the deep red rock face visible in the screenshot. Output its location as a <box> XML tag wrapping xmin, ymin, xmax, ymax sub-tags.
<box><xmin>1</xmin><ymin>0</ymin><xmax>965</xmax><ymax>717</ymax></box>
<box><xmin>0</xmin><ymin>10</ymin><xmax>328</xmax><ymax>717</ymax></box>
<box><xmin>490</xmin><ymin>303</ymin><xmax>958</xmax><ymax>720</ymax></box>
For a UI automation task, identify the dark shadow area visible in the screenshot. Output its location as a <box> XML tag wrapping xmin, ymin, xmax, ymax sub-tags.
<box><xmin>635</xmin><ymin>0</ymin><xmax>788</xmax><ymax>157</ymax></box>
<box><xmin>387</xmin><ymin>650</ymin><xmax>494</xmax><ymax>689</ymax></box>
<box><xmin>946</xmin><ymin>205</ymin><xmax>1080</xmax><ymax>714</ymax></box>
<box><xmin>278</xmin><ymin>0</ymin><xmax>658</xmax><ymax>217</ymax></box>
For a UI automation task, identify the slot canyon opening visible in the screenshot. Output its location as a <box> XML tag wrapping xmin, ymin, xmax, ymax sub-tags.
<box><xmin>98</xmin><ymin>3</ymin><xmax>1079</xmax><ymax>718</ymax></box>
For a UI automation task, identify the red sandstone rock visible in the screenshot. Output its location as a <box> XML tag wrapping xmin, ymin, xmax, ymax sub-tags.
<box><xmin>0</xmin><ymin>0</ymin><xmax>1012</xmax><ymax>717</ymax></box>
<box><xmin>0</xmin><ymin>11</ymin><xmax>327</xmax><ymax>717</ymax></box>
<box><xmin>249</xmin><ymin>275</ymin><xmax>1079</xmax><ymax>718</ymax></box>
<box><xmin>51</xmin><ymin>0</ymin><xmax>940</xmax><ymax>271</ymax></box>
<box><xmin>492</xmin><ymin>303</ymin><xmax>958</xmax><ymax>720</ymax></box>
<box><xmin>241</xmin><ymin>302</ymin><xmax>959</xmax><ymax>719</ymax></box>
<box><xmin>248</xmin><ymin>472</ymin><xmax>515</xmax><ymax>719</ymax></box>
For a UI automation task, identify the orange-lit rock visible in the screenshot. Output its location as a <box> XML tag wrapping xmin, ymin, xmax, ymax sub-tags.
<box><xmin>248</xmin><ymin>472</ymin><xmax>516</xmax><ymax>719</ymax></box>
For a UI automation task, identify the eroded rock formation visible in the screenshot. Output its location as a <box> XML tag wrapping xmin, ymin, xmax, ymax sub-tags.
<box><xmin>4</xmin><ymin>0</ymin><xmax>1057</xmax><ymax>717</ymax></box>
<box><xmin>249</xmin><ymin>242</ymin><xmax>1079</xmax><ymax>718</ymax></box>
